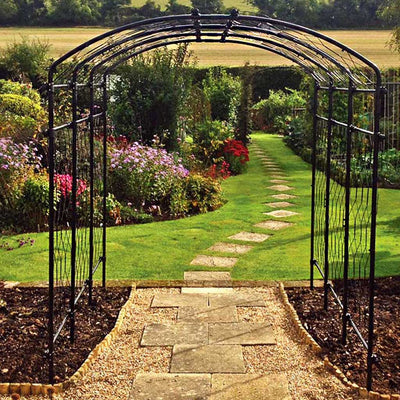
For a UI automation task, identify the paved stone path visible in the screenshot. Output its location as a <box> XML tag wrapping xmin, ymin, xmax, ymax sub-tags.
<box><xmin>130</xmin><ymin>143</ymin><xmax>300</xmax><ymax>399</ymax></box>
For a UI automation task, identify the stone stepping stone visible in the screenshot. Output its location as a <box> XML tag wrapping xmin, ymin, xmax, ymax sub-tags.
<box><xmin>209</xmin><ymin>323</ymin><xmax>276</xmax><ymax>345</ymax></box>
<box><xmin>131</xmin><ymin>373</ymin><xmax>211</xmax><ymax>400</ymax></box>
<box><xmin>190</xmin><ymin>255</ymin><xmax>238</xmax><ymax>268</ymax></box>
<box><xmin>170</xmin><ymin>344</ymin><xmax>245</xmax><ymax>373</ymax></box>
<box><xmin>269</xmin><ymin>179</ymin><xmax>289</xmax><ymax>184</ymax></box>
<box><xmin>178</xmin><ymin>306</ymin><xmax>238</xmax><ymax>323</ymax></box>
<box><xmin>152</xmin><ymin>293</ymin><xmax>208</xmax><ymax>308</ymax></box>
<box><xmin>141</xmin><ymin>323</ymin><xmax>208</xmax><ymax>346</ymax></box>
<box><xmin>208</xmin><ymin>293</ymin><xmax>265</xmax><ymax>307</ymax></box>
<box><xmin>184</xmin><ymin>271</ymin><xmax>231</xmax><ymax>286</ymax></box>
<box><xmin>182</xmin><ymin>287</ymin><xmax>234</xmax><ymax>294</ymax></box>
<box><xmin>271</xmin><ymin>175</ymin><xmax>287</xmax><ymax>179</ymax></box>
<box><xmin>228</xmin><ymin>232</ymin><xmax>271</xmax><ymax>243</ymax></box>
<box><xmin>263</xmin><ymin>162</ymin><xmax>279</xmax><ymax>167</ymax></box>
<box><xmin>272</xmin><ymin>194</ymin><xmax>297</xmax><ymax>200</ymax></box>
<box><xmin>210</xmin><ymin>374</ymin><xmax>291</xmax><ymax>400</ymax></box>
<box><xmin>264</xmin><ymin>210</ymin><xmax>299</xmax><ymax>218</ymax></box>
<box><xmin>264</xmin><ymin>201</ymin><xmax>294</xmax><ymax>208</ymax></box>
<box><xmin>254</xmin><ymin>220</ymin><xmax>294</xmax><ymax>230</ymax></box>
<box><xmin>267</xmin><ymin>185</ymin><xmax>294</xmax><ymax>192</ymax></box>
<box><xmin>207</xmin><ymin>242</ymin><xmax>254</xmax><ymax>254</ymax></box>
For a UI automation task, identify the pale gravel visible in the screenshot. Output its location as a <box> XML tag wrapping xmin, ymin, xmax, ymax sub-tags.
<box><xmin>0</xmin><ymin>286</ymin><xmax>361</xmax><ymax>399</ymax></box>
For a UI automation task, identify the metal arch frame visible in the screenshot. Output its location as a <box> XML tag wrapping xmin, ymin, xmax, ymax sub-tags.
<box><xmin>47</xmin><ymin>10</ymin><xmax>384</xmax><ymax>391</ymax></box>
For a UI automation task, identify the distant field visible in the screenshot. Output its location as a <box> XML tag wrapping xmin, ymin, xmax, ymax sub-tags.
<box><xmin>133</xmin><ymin>0</ymin><xmax>258</xmax><ymax>13</ymax></box>
<box><xmin>0</xmin><ymin>27</ymin><xmax>398</xmax><ymax>67</ymax></box>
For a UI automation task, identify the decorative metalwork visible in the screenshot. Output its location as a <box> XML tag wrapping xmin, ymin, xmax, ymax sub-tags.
<box><xmin>47</xmin><ymin>10</ymin><xmax>384</xmax><ymax>389</ymax></box>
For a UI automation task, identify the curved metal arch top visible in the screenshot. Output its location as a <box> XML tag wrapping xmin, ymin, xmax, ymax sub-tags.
<box><xmin>49</xmin><ymin>10</ymin><xmax>381</xmax><ymax>89</ymax></box>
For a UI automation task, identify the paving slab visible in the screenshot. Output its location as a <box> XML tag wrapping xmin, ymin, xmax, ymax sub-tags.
<box><xmin>208</xmin><ymin>293</ymin><xmax>265</xmax><ymax>307</ymax></box>
<box><xmin>131</xmin><ymin>373</ymin><xmax>211</xmax><ymax>400</ymax></box>
<box><xmin>228</xmin><ymin>232</ymin><xmax>271</xmax><ymax>243</ymax></box>
<box><xmin>190</xmin><ymin>255</ymin><xmax>238</xmax><ymax>268</ymax></box>
<box><xmin>271</xmin><ymin>175</ymin><xmax>287</xmax><ymax>179</ymax></box>
<box><xmin>210</xmin><ymin>374</ymin><xmax>291</xmax><ymax>400</ymax></box>
<box><xmin>254</xmin><ymin>220</ymin><xmax>294</xmax><ymax>230</ymax></box>
<box><xmin>264</xmin><ymin>201</ymin><xmax>294</xmax><ymax>208</ymax></box>
<box><xmin>269</xmin><ymin>179</ymin><xmax>289</xmax><ymax>184</ymax></box>
<box><xmin>170</xmin><ymin>344</ymin><xmax>245</xmax><ymax>373</ymax></box>
<box><xmin>182</xmin><ymin>287</ymin><xmax>234</xmax><ymax>294</ymax></box>
<box><xmin>271</xmin><ymin>194</ymin><xmax>297</xmax><ymax>200</ymax></box>
<box><xmin>141</xmin><ymin>323</ymin><xmax>208</xmax><ymax>346</ymax></box>
<box><xmin>209</xmin><ymin>323</ymin><xmax>276</xmax><ymax>345</ymax></box>
<box><xmin>151</xmin><ymin>293</ymin><xmax>208</xmax><ymax>308</ymax></box>
<box><xmin>207</xmin><ymin>242</ymin><xmax>254</xmax><ymax>254</ymax></box>
<box><xmin>184</xmin><ymin>271</ymin><xmax>231</xmax><ymax>283</ymax></box>
<box><xmin>178</xmin><ymin>306</ymin><xmax>238</xmax><ymax>322</ymax></box>
<box><xmin>264</xmin><ymin>210</ymin><xmax>299</xmax><ymax>218</ymax></box>
<box><xmin>267</xmin><ymin>185</ymin><xmax>294</xmax><ymax>192</ymax></box>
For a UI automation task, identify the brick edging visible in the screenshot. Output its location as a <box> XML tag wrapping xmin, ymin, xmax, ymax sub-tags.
<box><xmin>278</xmin><ymin>282</ymin><xmax>400</xmax><ymax>400</ymax></box>
<box><xmin>0</xmin><ymin>284</ymin><xmax>136</xmax><ymax>397</ymax></box>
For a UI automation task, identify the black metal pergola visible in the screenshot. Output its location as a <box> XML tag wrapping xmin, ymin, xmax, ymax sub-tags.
<box><xmin>47</xmin><ymin>10</ymin><xmax>385</xmax><ymax>390</ymax></box>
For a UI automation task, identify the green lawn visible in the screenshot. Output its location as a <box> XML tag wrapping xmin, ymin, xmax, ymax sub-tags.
<box><xmin>0</xmin><ymin>133</ymin><xmax>399</xmax><ymax>282</ymax></box>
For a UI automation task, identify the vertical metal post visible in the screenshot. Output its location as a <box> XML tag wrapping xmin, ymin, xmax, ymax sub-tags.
<box><xmin>88</xmin><ymin>77</ymin><xmax>95</xmax><ymax>306</ymax></box>
<box><xmin>310</xmin><ymin>81</ymin><xmax>319</xmax><ymax>290</ymax></box>
<box><xmin>324</xmin><ymin>83</ymin><xmax>334</xmax><ymax>310</ymax></box>
<box><xmin>342</xmin><ymin>80</ymin><xmax>354</xmax><ymax>344</ymax></box>
<box><xmin>102</xmin><ymin>75</ymin><xmax>108</xmax><ymax>288</ymax></box>
<box><xmin>70</xmin><ymin>74</ymin><xmax>78</xmax><ymax>342</ymax></box>
<box><xmin>47</xmin><ymin>70</ymin><xmax>55</xmax><ymax>385</ymax></box>
<box><xmin>367</xmin><ymin>81</ymin><xmax>383</xmax><ymax>391</ymax></box>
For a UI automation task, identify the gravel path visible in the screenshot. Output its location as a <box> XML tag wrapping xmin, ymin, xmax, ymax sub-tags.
<box><xmin>0</xmin><ymin>286</ymin><xmax>361</xmax><ymax>399</ymax></box>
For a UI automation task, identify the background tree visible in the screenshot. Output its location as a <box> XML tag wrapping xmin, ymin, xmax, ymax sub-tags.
<box><xmin>165</xmin><ymin>0</ymin><xmax>191</xmax><ymax>14</ymax></box>
<box><xmin>190</xmin><ymin>0</ymin><xmax>223</xmax><ymax>13</ymax></box>
<box><xmin>379</xmin><ymin>0</ymin><xmax>400</xmax><ymax>52</ymax></box>
<box><xmin>48</xmin><ymin>0</ymin><xmax>101</xmax><ymax>25</ymax></box>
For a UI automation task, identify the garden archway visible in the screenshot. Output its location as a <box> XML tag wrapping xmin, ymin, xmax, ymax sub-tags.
<box><xmin>47</xmin><ymin>10</ymin><xmax>385</xmax><ymax>389</ymax></box>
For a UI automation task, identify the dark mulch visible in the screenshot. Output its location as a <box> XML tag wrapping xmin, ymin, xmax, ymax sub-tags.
<box><xmin>287</xmin><ymin>276</ymin><xmax>400</xmax><ymax>394</ymax></box>
<box><xmin>0</xmin><ymin>286</ymin><xmax>130</xmax><ymax>384</ymax></box>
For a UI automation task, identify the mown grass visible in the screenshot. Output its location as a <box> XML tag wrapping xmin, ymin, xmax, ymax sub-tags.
<box><xmin>1</xmin><ymin>133</ymin><xmax>398</xmax><ymax>282</ymax></box>
<box><xmin>0</xmin><ymin>27</ymin><xmax>397</xmax><ymax>67</ymax></box>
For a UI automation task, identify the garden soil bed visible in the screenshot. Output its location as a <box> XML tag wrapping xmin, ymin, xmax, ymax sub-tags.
<box><xmin>287</xmin><ymin>276</ymin><xmax>400</xmax><ymax>394</ymax></box>
<box><xmin>0</xmin><ymin>285</ymin><xmax>130</xmax><ymax>384</ymax></box>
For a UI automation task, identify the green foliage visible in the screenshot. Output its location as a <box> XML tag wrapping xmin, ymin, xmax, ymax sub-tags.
<box><xmin>109</xmin><ymin>45</ymin><xmax>194</xmax><ymax>151</ymax></box>
<box><xmin>191</xmin><ymin>0</ymin><xmax>224</xmax><ymax>13</ymax></box>
<box><xmin>18</xmin><ymin>172</ymin><xmax>50</xmax><ymax>231</ymax></box>
<box><xmin>0</xmin><ymin>81</ymin><xmax>46</xmax><ymax>141</ymax></box>
<box><xmin>48</xmin><ymin>0</ymin><xmax>102</xmax><ymax>25</ymax></box>
<box><xmin>236</xmin><ymin>63</ymin><xmax>253</xmax><ymax>145</ymax></box>
<box><xmin>203</xmin><ymin>67</ymin><xmax>241</xmax><ymax>124</ymax></box>
<box><xmin>184</xmin><ymin>173</ymin><xmax>225</xmax><ymax>214</ymax></box>
<box><xmin>379</xmin><ymin>0</ymin><xmax>400</xmax><ymax>52</ymax></box>
<box><xmin>0</xmin><ymin>37</ymin><xmax>50</xmax><ymax>88</ymax></box>
<box><xmin>191</xmin><ymin>120</ymin><xmax>234</xmax><ymax>166</ymax></box>
<box><xmin>165</xmin><ymin>0</ymin><xmax>191</xmax><ymax>14</ymax></box>
<box><xmin>252</xmin><ymin>89</ymin><xmax>306</xmax><ymax>133</ymax></box>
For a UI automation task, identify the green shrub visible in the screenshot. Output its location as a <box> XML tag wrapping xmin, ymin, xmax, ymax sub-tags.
<box><xmin>18</xmin><ymin>172</ymin><xmax>50</xmax><ymax>231</ymax></box>
<box><xmin>184</xmin><ymin>173</ymin><xmax>225</xmax><ymax>214</ymax></box>
<box><xmin>252</xmin><ymin>89</ymin><xmax>306</xmax><ymax>133</ymax></box>
<box><xmin>203</xmin><ymin>67</ymin><xmax>241</xmax><ymax>125</ymax></box>
<box><xmin>191</xmin><ymin>120</ymin><xmax>234</xmax><ymax>166</ymax></box>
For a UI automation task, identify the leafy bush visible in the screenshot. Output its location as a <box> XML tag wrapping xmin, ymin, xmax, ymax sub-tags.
<box><xmin>191</xmin><ymin>120</ymin><xmax>234</xmax><ymax>166</ymax></box>
<box><xmin>184</xmin><ymin>173</ymin><xmax>225</xmax><ymax>214</ymax></box>
<box><xmin>0</xmin><ymin>81</ymin><xmax>46</xmax><ymax>141</ymax></box>
<box><xmin>0</xmin><ymin>37</ymin><xmax>50</xmax><ymax>88</ymax></box>
<box><xmin>203</xmin><ymin>68</ymin><xmax>241</xmax><ymax>125</ymax></box>
<box><xmin>252</xmin><ymin>89</ymin><xmax>306</xmax><ymax>133</ymax></box>
<box><xmin>109</xmin><ymin>45</ymin><xmax>194</xmax><ymax>151</ymax></box>
<box><xmin>18</xmin><ymin>171</ymin><xmax>50</xmax><ymax>230</ymax></box>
